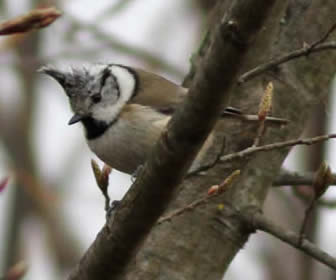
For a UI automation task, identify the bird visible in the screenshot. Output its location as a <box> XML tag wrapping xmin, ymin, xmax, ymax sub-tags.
<box><xmin>40</xmin><ymin>63</ymin><xmax>287</xmax><ymax>175</ymax></box>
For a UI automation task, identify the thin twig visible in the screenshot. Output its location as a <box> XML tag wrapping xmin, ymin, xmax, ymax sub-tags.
<box><xmin>298</xmin><ymin>198</ymin><xmax>316</xmax><ymax>245</ymax></box>
<box><xmin>158</xmin><ymin>170</ymin><xmax>240</xmax><ymax>225</ymax></box>
<box><xmin>0</xmin><ymin>177</ymin><xmax>9</xmax><ymax>192</ymax></box>
<box><xmin>309</xmin><ymin>21</ymin><xmax>336</xmax><ymax>50</ymax></box>
<box><xmin>68</xmin><ymin>17</ymin><xmax>184</xmax><ymax>78</ymax></box>
<box><xmin>253</xmin><ymin>120</ymin><xmax>266</xmax><ymax>147</ymax></box>
<box><xmin>318</xmin><ymin>199</ymin><xmax>336</xmax><ymax>208</ymax></box>
<box><xmin>158</xmin><ymin>195</ymin><xmax>211</xmax><ymax>225</ymax></box>
<box><xmin>239</xmin><ymin>20</ymin><xmax>336</xmax><ymax>83</ymax></box>
<box><xmin>220</xmin><ymin>134</ymin><xmax>336</xmax><ymax>163</ymax></box>
<box><xmin>273</xmin><ymin>170</ymin><xmax>336</xmax><ymax>186</ymax></box>
<box><xmin>97</xmin><ymin>0</ymin><xmax>134</xmax><ymax>22</ymax></box>
<box><xmin>251</xmin><ymin>212</ymin><xmax>336</xmax><ymax>270</ymax></box>
<box><xmin>0</xmin><ymin>7</ymin><xmax>61</xmax><ymax>35</ymax></box>
<box><xmin>238</xmin><ymin>41</ymin><xmax>336</xmax><ymax>83</ymax></box>
<box><xmin>186</xmin><ymin>138</ymin><xmax>226</xmax><ymax>178</ymax></box>
<box><xmin>273</xmin><ymin>170</ymin><xmax>315</xmax><ymax>186</ymax></box>
<box><xmin>2</xmin><ymin>260</ymin><xmax>27</xmax><ymax>280</ymax></box>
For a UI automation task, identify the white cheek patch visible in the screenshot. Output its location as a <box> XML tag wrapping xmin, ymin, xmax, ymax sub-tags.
<box><xmin>110</xmin><ymin>65</ymin><xmax>136</xmax><ymax>103</ymax></box>
<box><xmin>93</xmin><ymin>104</ymin><xmax>119</xmax><ymax>123</ymax></box>
<box><xmin>101</xmin><ymin>76</ymin><xmax>119</xmax><ymax>101</ymax></box>
<box><xmin>90</xmin><ymin>64</ymin><xmax>136</xmax><ymax>123</ymax></box>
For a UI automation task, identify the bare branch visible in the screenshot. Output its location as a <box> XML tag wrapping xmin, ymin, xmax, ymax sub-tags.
<box><xmin>309</xmin><ymin>21</ymin><xmax>336</xmax><ymax>50</ymax></box>
<box><xmin>185</xmin><ymin>138</ymin><xmax>226</xmax><ymax>178</ymax></box>
<box><xmin>2</xmin><ymin>260</ymin><xmax>27</xmax><ymax>280</ymax></box>
<box><xmin>318</xmin><ymin>199</ymin><xmax>336</xmax><ymax>208</ymax></box>
<box><xmin>238</xmin><ymin>20</ymin><xmax>336</xmax><ymax>83</ymax></box>
<box><xmin>274</xmin><ymin>169</ymin><xmax>336</xmax><ymax>187</ymax></box>
<box><xmin>67</xmin><ymin>1</ymin><xmax>278</xmax><ymax>279</ymax></box>
<box><xmin>250</xmin><ymin>212</ymin><xmax>336</xmax><ymax>271</ymax></box>
<box><xmin>238</xmin><ymin>41</ymin><xmax>336</xmax><ymax>84</ymax></box>
<box><xmin>68</xmin><ymin>17</ymin><xmax>184</xmax><ymax>78</ymax></box>
<box><xmin>158</xmin><ymin>195</ymin><xmax>336</xmax><ymax>273</ymax></box>
<box><xmin>97</xmin><ymin>0</ymin><xmax>133</xmax><ymax>22</ymax></box>
<box><xmin>298</xmin><ymin>198</ymin><xmax>316</xmax><ymax>245</ymax></box>
<box><xmin>158</xmin><ymin>170</ymin><xmax>240</xmax><ymax>224</ymax></box>
<box><xmin>221</xmin><ymin>134</ymin><xmax>336</xmax><ymax>163</ymax></box>
<box><xmin>274</xmin><ymin>170</ymin><xmax>316</xmax><ymax>186</ymax></box>
<box><xmin>0</xmin><ymin>177</ymin><xmax>9</xmax><ymax>193</ymax></box>
<box><xmin>0</xmin><ymin>7</ymin><xmax>61</xmax><ymax>35</ymax></box>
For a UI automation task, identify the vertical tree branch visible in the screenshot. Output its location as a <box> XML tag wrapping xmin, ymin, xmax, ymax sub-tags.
<box><xmin>68</xmin><ymin>1</ymin><xmax>278</xmax><ymax>279</ymax></box>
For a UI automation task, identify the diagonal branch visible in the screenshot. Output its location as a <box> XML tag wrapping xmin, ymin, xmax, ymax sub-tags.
<box><xmin>68</xmin><ymin>17</ymin><xmax>183</xmax><ymax>78</ymax></box>
<box><xmin>249</xmin><ymin>212</ymin><xmax>336</xmax><ymax>270</ymax></box>
<box><xmin>238</xmin><ymin>20</ymin><xmax>336</xmax><ymax>83</ymax></box>
<box><xmin>274</xmin><ymin>169</ymin><xmax>336</xmax><ymax>186</ymax></box>
<box><xmin>220</xmin><ymin>134</ymin><xmax>336</xmax><ymax>163</ymax></box>
<box><xmin>239</xmin><ymin>36</ymin><xmax>336</xmax><ymax>83</ymax></box>
<box><xmin>67</xmin><ymin>1</ymin><xmax>278</xmax><ymax>279</ymax></box>
<box><xmin>0</xmin><ymin>7</ymin><xmax>61</xmax><ymax>35</ymax></box>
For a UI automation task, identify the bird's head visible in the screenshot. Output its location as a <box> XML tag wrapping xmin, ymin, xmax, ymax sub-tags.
<box><xmin>39</xmin><ymin>64</ymin><xmax>137</xmax><ymax>125</ymax></box>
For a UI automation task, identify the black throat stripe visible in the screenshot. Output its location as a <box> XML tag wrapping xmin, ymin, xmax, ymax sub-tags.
<box><xmin>81</xmin><ymin>117</ymin><xmax>116</xmax><ymax>140</ymax></box>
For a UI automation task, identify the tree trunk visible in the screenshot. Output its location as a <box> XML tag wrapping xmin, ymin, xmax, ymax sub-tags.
<box><xmin>122</xmin><ymin>1</ymin><xmax>336</xmax><ymax>279</ymax></box>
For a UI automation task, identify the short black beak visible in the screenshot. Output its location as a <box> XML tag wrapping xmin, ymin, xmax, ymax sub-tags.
<box><xmin>68</xmin><ymin>114</ymin><xmax>85</xmax><ymax>125</ymax></box>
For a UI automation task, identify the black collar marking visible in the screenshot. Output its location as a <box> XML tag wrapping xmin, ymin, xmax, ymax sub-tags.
<box><xmin>81</xmin><ymin>117</ymin><xmax>117</xmax><ymax>140</ymax></box>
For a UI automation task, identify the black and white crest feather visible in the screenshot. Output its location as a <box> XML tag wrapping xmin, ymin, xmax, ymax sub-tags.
<box><xmin>40</xmin><ymin>64</ymin><xmax>138</xmax><ymax>139</ymax></box>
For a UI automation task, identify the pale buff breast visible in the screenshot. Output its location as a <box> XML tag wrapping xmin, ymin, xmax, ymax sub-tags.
<box><xmin>87</xmin><ymin>104</ymin><xmax>215</xmax><ymax>175</ymax></box>
<box><xmin>87</xmin><ymin>105</ymin><xmax>167</xmax><ymax>174</ymax></box>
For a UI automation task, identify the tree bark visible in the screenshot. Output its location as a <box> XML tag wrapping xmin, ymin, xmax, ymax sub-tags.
<box><xmin>122</xmin><ymin>0</ymin><xmax>336</xmax><ymax>279</ymax></box>
<box><xmin>66</xmin><ymin>1</ymin><xmax>336</xmax><ymax>279</ymax></box>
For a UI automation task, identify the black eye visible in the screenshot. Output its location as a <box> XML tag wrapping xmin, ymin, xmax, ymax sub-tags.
<box><xmin>91</xmin><ymin>94</ymin><xmax>101</xmax><ymax>104</ymax></box>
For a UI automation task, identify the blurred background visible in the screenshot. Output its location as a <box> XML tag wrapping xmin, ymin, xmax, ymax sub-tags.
<box><xmin>0</xmin><ymin>1</ymin><xmax>335</xmax><ymax>279</ymax></box>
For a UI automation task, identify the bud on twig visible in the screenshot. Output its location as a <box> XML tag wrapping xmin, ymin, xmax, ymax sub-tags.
<box><xmin>298</xmin><ymin>162</ymin><xmax>332</xmax><ymax>245</ymax></box>
<box><xmin>0</xmin><ymin>176</ymin><xmax>9</xmax><ymax>193</ymax></box>
<box><xmin>207</xmin><ymin>185</ymin><xmax>219</xmax><ymax>196</ymax></box>
<box><xmin>0</xmin><ymin>7</ymin><xmax>62</xmax><ymax>35</ymax></box>
<box><xmin>313</xmin><ymin>161</ymin><xmax>333</xmax><ymax>199</ymax></box>
<box><xmin>91</xmin><ymin>159</ymin><xmax>102</xmax><ymax>187</ymax></box>
<box><xmin>207</xmin><ymin>170</ymin><xmax>240</xmax><ymax>195</ymax></box>
<box><xmin>258</xmin><ymin>82</ymin><xmax>273</xmax><ymax>121</ymax></box>
<box><xmin>91</xmin><ymin>160</ymin><xmax>112</xmax><ymax>211</ymax></box>
<box><xmin>5</xmin><ymin>260</ymin><xmax>28</xmax><ymax>280</ymax></box>
<box><xmin>100</xmin><ymin>164</ymin><xmax>112</xmax><ymax>194</ymax></box>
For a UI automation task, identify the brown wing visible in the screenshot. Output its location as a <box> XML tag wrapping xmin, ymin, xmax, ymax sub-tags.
<box><xmin>130</xmin><ymin>68</ymin><xmax>187</xmax><ymax>112</ymax></box>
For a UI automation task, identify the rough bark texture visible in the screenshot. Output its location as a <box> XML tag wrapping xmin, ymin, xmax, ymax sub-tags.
<box><xmin>68</xmin><ymin>1</ymin><xmax>279</xmax><ymax>279</ymax></box>
<box><xmin>68</xmin><ymin>0</ymin><xmax>278</xmax><ymax>279</ymax></box>
<box><xmin>68</xmin><ymin>0</ymin><xmax>336</xmax><ymax>279</ymax></box>
<box><xmin>122</xmin><ymin>1</ymin><xmax>336</xmax><ymax>279</ymax></box>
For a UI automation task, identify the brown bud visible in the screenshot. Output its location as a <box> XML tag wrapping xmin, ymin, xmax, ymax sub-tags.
<box><xmin>207</xmin><ymin>170</ymin><xmax>240</xmax><ymax>196</ymax></box>
<box><xmin>258</xmin><ymin>82</ymin><xmax>273</xmax><ymax>121</ymax></box>
<box><xmin>313</xmin><ymin>162</ymin><xmax>333</xmax><ymax>199</ymax></box>
<box><xmin>100</xmin><ymin>164</ymin><xmax>112</xmax><ymax>193</ymax></box>
<box><xmin>6</xmin><ymin>260</ymin><xmax>28</xmax><ymax>280</ymax></box>
<box><xmin>0</xmin><ymin>176</ymin><xmax>9</xmax><ymax>192</ymax></box>
<box><xmin>207</xmin><ymin>185</ymin><xmax>219</xmax><ymax>196</ymax></box>
<box><xmin>218</xmin><ymin>170</ymin><xmax>241</xmax><ymax>193</ymax></box>
<box><xmin>91</xmin><ymin>159</ymin><xmax>102</xmax><ymax>187</ymax></box>
<box><xmin>0</xmin><ymin>7</ymin><xmax>62</xmax><ymax>35</ymax></box>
